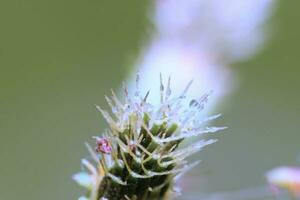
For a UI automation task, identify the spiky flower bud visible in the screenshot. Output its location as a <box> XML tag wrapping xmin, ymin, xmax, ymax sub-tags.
<box><xmin>73</xmin><ymin>74</ymin><xmax>226</xmax><ymax>200</ymax></box>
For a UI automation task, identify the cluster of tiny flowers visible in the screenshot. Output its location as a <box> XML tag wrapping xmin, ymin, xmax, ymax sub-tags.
<box><xmin>73</xmin><ymin>74</ymin><xmax>226</xmax><ymax>200</ymax></box>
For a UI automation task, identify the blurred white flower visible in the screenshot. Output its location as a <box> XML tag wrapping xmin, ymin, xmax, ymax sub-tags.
<box><xmin>78</xmin><ymin>196</ymin><xmax>89</xmax><ymax>200</ymax></box>
<box><xmin>128</xmin><ymin>0</ymin><xmax>275</xmax><ymax>111</ymax></box>
<box><xmin>131</xmin><ymin>39</ymin><xmax>232</xmax><ymax>110</ymax></box>
<box><xmin>155</xmin><ymin>0</ymin><xmax>275</xmax><ymax>61</ymax></box>
<box><xmin>266</xmin><ymin>166</ymin><xmax>300</xmax><ymax>197</ymax></box>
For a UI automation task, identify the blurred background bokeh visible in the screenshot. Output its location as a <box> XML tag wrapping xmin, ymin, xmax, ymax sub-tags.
<box><xmin>0</xmin><ymin>1</ymin><xmax>299</xmax><ymax>199</ymax></box>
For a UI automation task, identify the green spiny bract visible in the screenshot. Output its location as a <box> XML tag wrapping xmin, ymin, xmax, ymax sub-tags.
<box><xmin>73</xmin><ymin>75</ymin><xmax>226</xmax><ymax>200</ymax></box>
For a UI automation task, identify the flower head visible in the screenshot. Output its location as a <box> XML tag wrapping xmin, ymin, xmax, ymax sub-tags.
<box><xmin>74</xmin><ymin>74</ymin><xmax>225</xmax><ymax>200</ymax></box>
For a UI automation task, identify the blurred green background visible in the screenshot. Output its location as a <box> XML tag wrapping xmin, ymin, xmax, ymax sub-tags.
<box><xmin>0</xmin><ymin>1</ymin><xmax>299</xmax><ymax>199</ymax></box>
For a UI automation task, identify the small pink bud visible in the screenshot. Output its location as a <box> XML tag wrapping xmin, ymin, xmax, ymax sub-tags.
<box><xmin>95</xmin><ymin>138</ymin><xmax>112</xmax><ymax>154</ymax></box>
<box><xmin>129</xmin><ymin>144</ymin><xmax>137</xmax><ymax>152</ymax></box>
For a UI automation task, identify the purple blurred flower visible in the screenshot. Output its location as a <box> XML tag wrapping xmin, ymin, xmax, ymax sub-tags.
<box><xmin>132</xmin><ymin>39</ymin><xmax>232</xmax><ymax>109</ymax></box>
<box><xmin>127</xmin><ymin>0</ymin><xmax>275</xmax><ymax>111</ymax></box>
<box><xmin>266</xmin><ymin>166</ymin><xmax>300</xmax><ymax>197</ymax></box>
<box><xmin>155</xmin><ymin>0</ymin><xmax>275</xmax><ymax>60</ymax></box>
